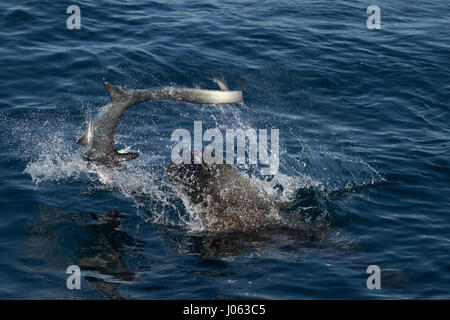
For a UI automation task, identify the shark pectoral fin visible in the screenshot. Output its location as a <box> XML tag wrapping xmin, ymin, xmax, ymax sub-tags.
<box><xmin>115</xmin><ymin>151</ymin><xmax>140</xmax><ymax>162</ymax></box>
<box><xmin>76</xmin><ymin>133</ymin><xmax>88</xmax><ymax>146</ymax></box>
<box><xmin>77</xmin><ymin>120</ymin><xmax>93</xmax><ymax>146</ymax></box>
<box><xmin>212</xmin><ymin>77</ymin><xmax>230</xmax><ymax>91</ymax></box>
<box><xmin>104</xmin><ymin>82</ymin><xmax>126</xmax><ymax>102</ymax></box>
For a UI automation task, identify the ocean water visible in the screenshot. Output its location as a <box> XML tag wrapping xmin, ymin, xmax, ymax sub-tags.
<box><xmin>0</xmin><ymin>0</ymin><xmax>449</xmax><ymax>299</ymax></box>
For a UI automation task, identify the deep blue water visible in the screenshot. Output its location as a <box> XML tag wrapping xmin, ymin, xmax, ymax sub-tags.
<box><xmin>0</xmin><ymin>0</ymin><xmax>449</xmax><ymax>299</ymax></box>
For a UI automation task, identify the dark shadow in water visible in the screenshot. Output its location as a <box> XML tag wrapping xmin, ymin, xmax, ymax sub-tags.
<box><xmin>164</xmin><ymin>226</ymin><xmax>354</xmax><ymax>260</ymax></box>
<box><xmin>25</xmin><ymin>206</ymin><xmax>145</xmax><ymax>299</ymax></box>
<box><xmin>167</xmin><ymin>230</ymin><xmax>273</xmax><ymax>258</ymax></box>
<box><xmin>70</xmin><ymin>209</ymin><xmax>144</xmax><ymax>299</ymax></box>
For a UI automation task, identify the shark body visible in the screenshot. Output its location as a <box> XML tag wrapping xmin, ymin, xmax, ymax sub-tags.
<box><xmin>77</xmin><ymin>80</ymin><xmax>242</xmax><ymax>166</ymax></box>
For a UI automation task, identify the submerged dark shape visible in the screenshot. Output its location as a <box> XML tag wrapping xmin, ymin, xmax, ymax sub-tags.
<box><xmin>77</xmin><ymin>80</ymin><xmax>243</xmax><ymax>167</ymax></box>
<box><xmin>25</xmin><ymin>206</ymin><xmax>145</xmax><ymax>299</ymax></box>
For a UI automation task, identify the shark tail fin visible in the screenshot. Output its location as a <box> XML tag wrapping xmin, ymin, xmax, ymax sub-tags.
<box><xmin>105</xmin><ymin>82</ymin><xmax>127</xmax><ymax>102</ymax></box>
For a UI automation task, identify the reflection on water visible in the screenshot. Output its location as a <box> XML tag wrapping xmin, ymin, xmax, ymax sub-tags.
<box><xmin>24</xmin><ymin>206</ymin><xmax>145</xmax><ymax>299</ymax></box>
<box><xmin>21</xmin><ymin>202</ymin><xmax>407</xmax><ymax>299</ymax></box>
<box><xmin>71</xmin><ymin>209</ymin><xmax>143</xmax><ymax>299</ymax></box>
